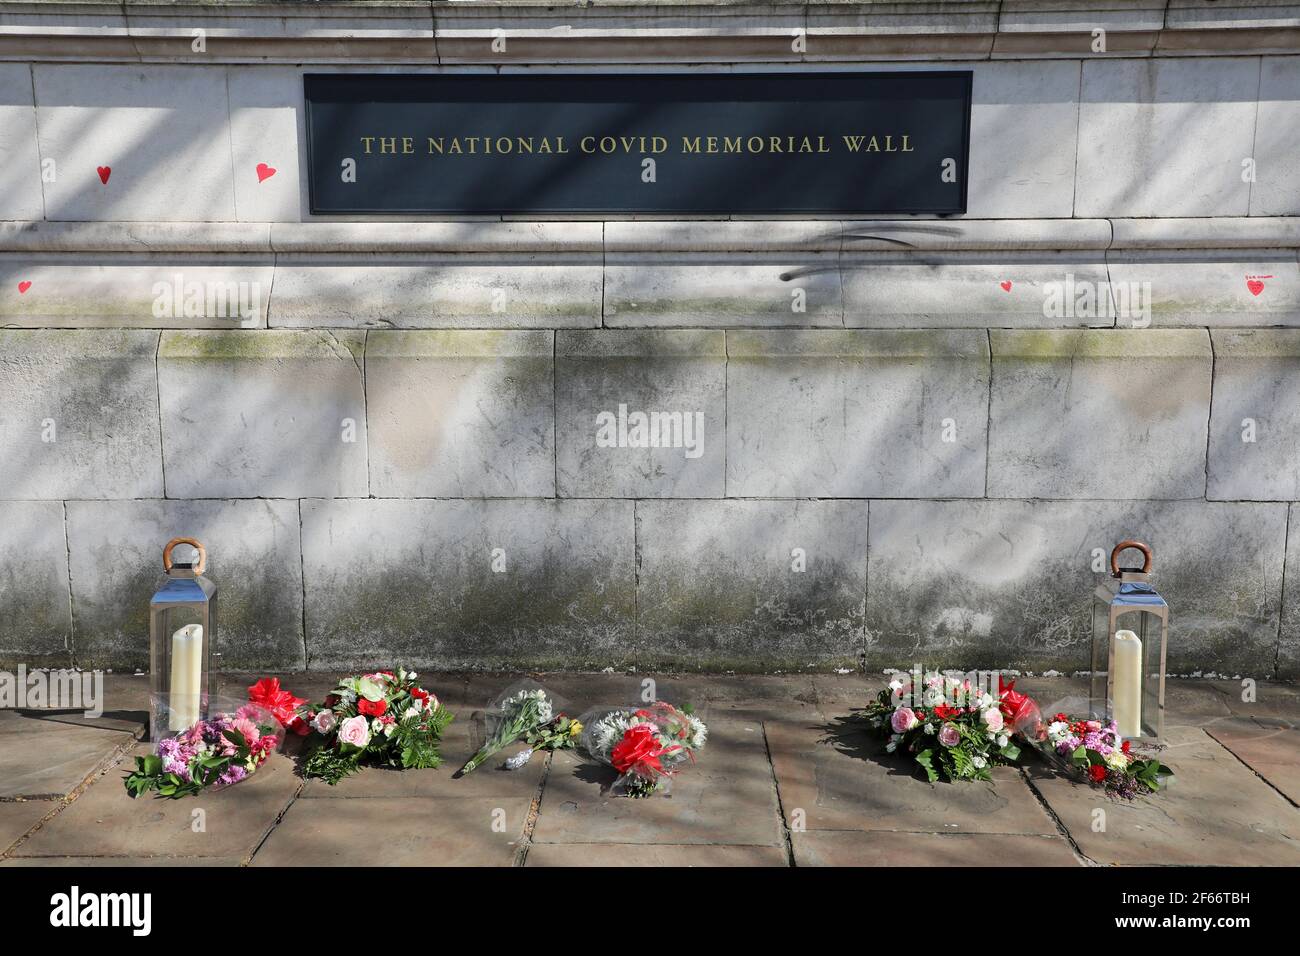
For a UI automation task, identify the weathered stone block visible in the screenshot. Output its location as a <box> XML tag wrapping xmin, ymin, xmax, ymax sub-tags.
<box><xmin>269</xmin><ymin>254</ymin><xmax>602</xmax><ymax>328</ymax></box>
<box><xmin>635</xmin><ymin>499</ymin><xmax>868</xmax><ymax>670</ymax></box>
<box><xmin>0</xmin><ymin>256</ymin><xmax>273</xmax><ymax>328</ymax></box>
<box><xmin>65</xmin><ymin>498</ymin><xmax>305</xmax><ymax>670</ymax></box>
<box><xmin>1106</xmin><ymin>251</ymin><xmax>1300</xmax><ymax>327</ymax></box>
<box><xmin>32</xmin><ymin>64</ymin><xmax>237</xmax><ymax>222</ymax></box>
<box><xmin>1252</xmin><ymin>57</ymin><xmax>1300</xmax><ymax>216</ymax></box>
<box><xmin>1208</xmin><ymin>330</ymin><xmax>1300</xmax><ymax>501</ymax></box>
<box><xmin>0</xmin><ymin>329</ymin><xmax>162</xmax><ymax>499</ymax></box>
<box><xmin>556</xmin><ymin>330</ymin><xmax>724</xmax><ymax>498</ymax></box>
<box><xmin>0</xmin><ymin>63</ymin><xmax>44</xmax><ymax>221</ymax></box>
<box><xmin>603</xmin><ymin>254</ymin><xmax>842</xmax><ymax>327</ymax></box>
<box><xmin>966</xmin><ymin>60</ymin><xmax>1080</xmax><ymax>219</ymax></box>
<box><xmin>1075</xmin><ymin>58</ymin><xmax>1257</xmax><ymax>217</ymax></box>
<box><xmin>726</xmin><ymin>330</ymin><xmax>989</xmax><ymax>497</ymax></box>
<box><xmin>227</xmin><ymin>66</ymin><xmax>303</xmax><ymax>223</ymax></box>
<box><xmin>158</xmin><ymin>330</ymin><xmax>368</xmax><ymax>498</ymax></box>
<box><xmin>988</xmin><ymin>330</ymin><xmax>1212</xmax><ymax>499</ymax></box>
<box><xmin>300</xmin><ymin>499</ymin><xmax>635</xmax><ymax>669</ymax></box>
<box><xmin>841</xmin><ymin>253</ymin><xmax>1112</xmax><ymax>328</ymax></box>
<box><xmin>1277</xmin><ymin>503</ymin><xmax>1300</xmax><ymax>678</ymax></box>
<box><xmin>0</xmin><ymin>501</ymin><xmax>71</xmax><ymax>665</ymax></box>
<box><xmin>865</xmin><ymin>498</ymin><xmax>1285</xmax><ymax>677</ymax></box>
<box><xmin>366</xmin><ymin>330</ymin><xmax>555</xmax><ymax>498</ymax></box>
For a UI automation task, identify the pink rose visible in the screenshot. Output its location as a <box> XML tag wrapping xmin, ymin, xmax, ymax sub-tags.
<box><xmin>890</xmin><ymin>707</ymin><xmax>919</xmax><ymax>734</ymax></box>
<box><xmin>337</xmin><ymin>714</ymin><xmax>370</xmax><ymax>748</ymax></box>
<box><xmin>312</xmin><ymin>709</ymin><xmax>337</xmax><ymax>735</ymax></box>
<box><xmin>938</xmin><ymin>724</ymin><xmax>961</xmax><ymax>747</ymax></box>
<box><xmin>981</xmin><ymin>708</ymin><xmax>1005</xmax><ymax>733</ymax></box>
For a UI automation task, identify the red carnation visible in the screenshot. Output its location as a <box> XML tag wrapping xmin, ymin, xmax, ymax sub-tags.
<box><xmin>1121</xmin><ymin>740</ymin><xmax>1132</xmax><ymax>754</ymax></box>
<box><xmin>1089</xmin><ymin>765</ymin><xmax>1108</xmax><ymax>783</ymax></box>
<box><xmin>610</xmin><ymin>724</ymin><xmax>665</xmax><ymax>775</ymax></box>
<box><xmin>358</xmin><ymin>697</ymin><xmax>387</xmax><ymax>717</ymax></box>
<box><xmin>410</xmin><ymin>687</ymin><xmax>430</xmax><ymax>703</ymax></box>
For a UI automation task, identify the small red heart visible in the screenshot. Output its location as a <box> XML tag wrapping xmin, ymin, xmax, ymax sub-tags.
<box><xmin>1247</xmin><ymin>279</ymin><xmax>1265</xmax><ymax>297</ymax></box>
<box><xmin>97</xmin><ymin>165</ymin><xmax>111</xmax><ymax>184</ymax></box>
<box><xmin>17</xmin><ymin>281</ymin><xmax>31</xmax><ymax>294</ymax></box>
<box><xmin>1000</xmin><ymin>280</ymin><xmax>1012</xmax><ymax>292</ymax></box>
<box><xmin>256</xmin><ymin>162</ymin><xmax>276</xmax><ymax>183</ymax></box>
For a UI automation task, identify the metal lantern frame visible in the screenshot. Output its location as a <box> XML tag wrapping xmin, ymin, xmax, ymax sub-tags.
<box><xmin>148</xmin><ymin>537</ymin><xmax>217</xmax><ymax>742</ymax></box>
<box><xmin>1090</xmin><ymin>539</ymin><xmax>1167</xmax><ymax>741</ymax></box>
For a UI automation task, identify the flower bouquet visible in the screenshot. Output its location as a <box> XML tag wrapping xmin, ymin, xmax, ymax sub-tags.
<box><xmin>861</xmin><ymin>671</ymin><xmax>1021</xmax><ymax>783</ymax></box>
<box><xmin>581</xmin><ymin>702</ymin><xmax>707</xmax><ymax>797</ymax></box>
<box><xmin>1030</xmin><ymin>711</ymin><xmax>1173</xmax><ymax>799</ymax></box>
<box><xmin>458</xmin><ymin>687</ymin><xmax>568</xmax><ymax>775</ymax></box>
<box><xmin>124</xmin><ymin>695</ymin><xmax>287</xmax><ymax>799</ymax></box>
<box><xmin>302</xmin><ymin>667</ymin><xmax>453</xmax><ymax>784</ymax></box>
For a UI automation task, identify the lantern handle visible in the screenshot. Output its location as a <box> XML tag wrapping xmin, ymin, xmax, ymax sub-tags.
<box><xmin>163</xmin><ymin>537</ymin><xmax>206</xmax><ymax>575</ymax></box>
<box><xmin>1109</xmin><ymin>539</ymin><xmax>1152</xmax><ymax>577</ymax></box>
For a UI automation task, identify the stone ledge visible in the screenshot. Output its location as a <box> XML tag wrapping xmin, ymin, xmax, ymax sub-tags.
<box><xmin>5</xmin><ymin>219</ymin><xmax>1299</xmax><ymax>255</ymax></box>
<box><xmin>0</xmin><ymin>1</ymin><xmax>1297</xmax><ymax>62</ymax></box>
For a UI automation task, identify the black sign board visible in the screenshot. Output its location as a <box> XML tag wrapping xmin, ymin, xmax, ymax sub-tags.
<box><xmin>304</xmin><ymin>72</ymin><xmax>971</xmax><ymax>215</ymax></box>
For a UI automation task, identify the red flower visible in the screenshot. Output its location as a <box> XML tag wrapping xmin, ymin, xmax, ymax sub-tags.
<box><xmin>248</xmin><ymin>677</ymin><xmax>308</xmax><ymax>734</ymax></box>
<box><xmin>997</xmin><ymin>675</ymin><xmax>1039</xmax><ymax>731</ymax></box>
<box><xmin>934</xmin><ymin>703</ymin><xmax>961</xmax><ymax>720</ymax></box>
<box><xmin>1088</xmin><ymin>765</ymin><xmax>1108</xmax><ymax>783</ymax></box>
<box><xmin>410</xmin><ymin>687</ymin><xmax>430</xmax><ymax>702</ymax></box>
<box><xmin>358</xmin><ymin>697</ymin><xmax>387</xmax><ymax>717</ymax></box>
<box><xmin>1121</xmin><ymin>740</ymin><xmax>1132</xmax><ymax>754</ymax></box>
<box><xmin>610</xmin><ymin>724</ymin><xmax>665</xmax><ymax>775</ymax></box>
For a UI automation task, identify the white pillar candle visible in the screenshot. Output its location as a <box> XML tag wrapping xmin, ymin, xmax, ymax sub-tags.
<box><xmin>168</xmin><ymin>624</ymin><xmax>204</xmax><ymax>731</ymax></box>
<box><xmin>1111</xmin><ymin>628</ymin><xmax>1143</xmax><ymax>739</ymax></box>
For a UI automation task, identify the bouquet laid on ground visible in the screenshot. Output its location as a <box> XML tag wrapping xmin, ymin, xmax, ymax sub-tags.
<box><xmin>123</xmin><ymin>678</ymin><xmax>303</xmax><ymax>798</ymax></box>
<box><xmin>862</xmin><ymin>671</ymin><xmax>1021</xmax><ymax>783</ymax></box>
<box><xmin>1029</xmin><ymin>711</ymin><xmax>1173</xmax><ymax>799</ymax></box>
<box><xmin>458</xmin><ymin>687</ymin><xmax>571</xmax><ymax>775</ymax></box>
<box><xmin>302</xmin><ymin>667</ymin><xmax>453</xmax><ymax>784</ymax></box>
<box><xmin>582</xmin><ymin>702</ymin><xmax>707</xmax><ymax>797</ymax></box>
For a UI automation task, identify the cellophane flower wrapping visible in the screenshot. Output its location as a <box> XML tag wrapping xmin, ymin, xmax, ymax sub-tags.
<box><xmin>581</xmin><ymin>702</ymin><xmax>707</xmax><ymax>797</ymax></box>
<box><xmin>124</xmin><ymin>694</ymin><xmax>284</xmax><ymax>798</ymax></box>
<box><xmin>1017</xmin><ymin>695</ymin><xmax>1173</xmax><ymax>799</ymax></box>
<box><xmin>459</xmin><ymin>683</ymin><xmax>579</xmax><ymax>775</ymax></box>
<box><xmin>302</xmin><ymin>667</ymin><xmax>453</xmax><ymax>784</ymax></box>
<box><xmin>861</xmin><ymin>671</ymin><xmax>1022</xmax><ymax>783</ymax></box>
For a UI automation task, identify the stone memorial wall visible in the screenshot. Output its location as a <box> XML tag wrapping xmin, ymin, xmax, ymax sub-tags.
<box><xmin>1</xmin><ymin>1</ymin><xmax>1299</xmax><ymax>677</ymax></box>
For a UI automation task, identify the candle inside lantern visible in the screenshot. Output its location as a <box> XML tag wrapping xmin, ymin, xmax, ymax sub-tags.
<box><xmin>168</xmin><ymin>624</ymin><xmax>204</xmax><ymax>731</ymax></box>
<box><xmin>1111</xmin><ymin>628</ymin><xmax>1143</xmax><ymax>739</ymax></box>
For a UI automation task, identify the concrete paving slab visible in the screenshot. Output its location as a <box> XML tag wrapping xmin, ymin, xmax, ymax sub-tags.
<box><xmin>251</xmin><ymin>796</ymin><xmax>523</xmax><ymax>867</ymax></box>
<box><xmin>766</xmin><ymin>718</ymin><xmax>1058</xmax><ymax>835</ymax></box>
<box><xmin>2</xmin><ymin>856</ymin><xmax>243</xmax><ymax>867</ymax></box>
<box><xmin>1205</xmin><ymin>719</ymin><xmax>1300</xmax><ymax>806</ymax></box>
<box><xmin>0</xmin><ymin>712</ymin><xmax>136</xmax><ymax>799</ymax></box>
<box><xmin>525</xmin><ymin>843</ymin><xmax>788</xmax><ymax>867</ymax></box>
<box><xmin>12</xmin><ymin>747</ymin><xmax>299</xmax><ymax>860</ymax></box>
<box><xmin>1028</xmin><ymin>726</ymin><xmax>1300</xmax><ymax>866</ymax></box>
<box><xmin>793</xmin><ymin>830</ymin><xmax>1082</xmax><ymax>867</ymax></box>
<box><xmin>0</xmin><ymin>800</ymin><xmax>55</xmax><ymax>853</ymax></box>
<box><xmin>531</xmin><ymin>718</ymin><xmax>783</xmax><ymax>847</ymax></box>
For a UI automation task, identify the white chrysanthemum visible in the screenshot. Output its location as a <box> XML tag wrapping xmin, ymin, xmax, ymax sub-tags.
<box><xmin>686</xmin><ymin>715</ymin><xmax>708</xmax><ymax>749</ymax></box>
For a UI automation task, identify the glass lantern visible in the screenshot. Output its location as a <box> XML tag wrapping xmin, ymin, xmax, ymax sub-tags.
<box><xmin>149</xmin><ymin>537</ymin><xmax>216</xmax><ymax>741</ymax></box>
<box><xmin>1090</xmin><ymin>540</ymin><xmax>1167</xmax><ymax>741</ymax></box>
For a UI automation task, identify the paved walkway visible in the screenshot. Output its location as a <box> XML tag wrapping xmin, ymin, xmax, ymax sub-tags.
<box><xmin>2</xmin><ymin>673</ymin><xmax>1297</xmax><ymax>866</ymax></box>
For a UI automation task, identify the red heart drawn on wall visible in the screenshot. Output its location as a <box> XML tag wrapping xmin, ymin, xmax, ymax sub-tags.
<box><xmin>17</xmin><ymin>281</ymin><xmax>31</xmax><ymax>294</ymax></box>
<box><xmin>1247</xmin><ymin>279</ymin><xmax>1265</xmax><ymax>296</ymax></box>
<box><xmin>256</xmin><ymin>163</ymin><xmax>277</xmax><ymax>183</ymax></box>
<box><xmin>97</xmin><ymin>166</ymin><xmax>111</xmax><ymax>184</ymax></box>
<box><xmin>1000</xmin><ymin>280</ymin><xmax>1012</xmax><ymax>292</ymax></box>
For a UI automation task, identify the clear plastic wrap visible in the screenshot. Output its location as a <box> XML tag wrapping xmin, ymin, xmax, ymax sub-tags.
<box><xmin>579</xmin><ymin>701</ymin><xmax>707</xmax><ymax>797</ymax></box>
